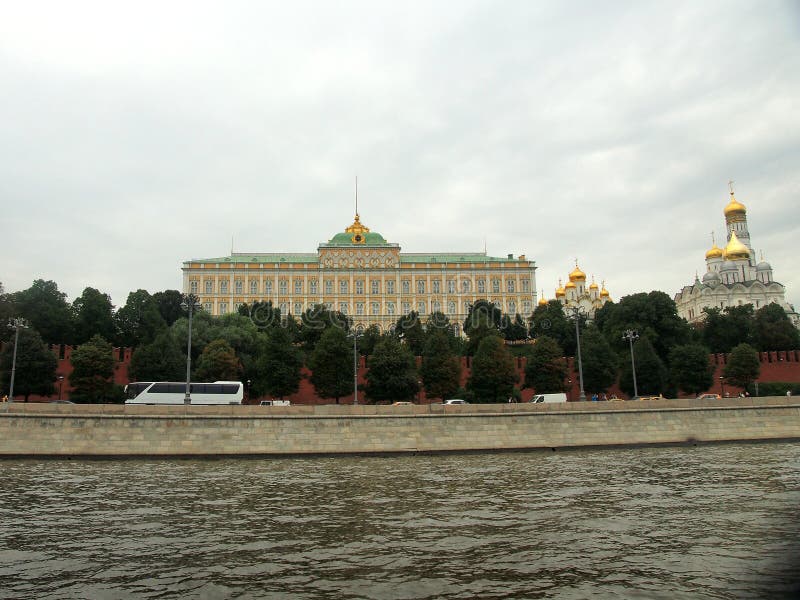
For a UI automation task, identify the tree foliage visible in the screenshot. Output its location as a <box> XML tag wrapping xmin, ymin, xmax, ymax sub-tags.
<box><xmin>723</xmin><ymin>343</ymin><xmax>760</xmax><ymax>390</ymax></box>
<box><xmin>11</xmin><ymin>279</ymin><xmax>74</xmax><ymax>344</ymax></box>
<box><xmin>579</xmin><ymin>326</ymin><xmax>618</xmax><ymax>395</ymax></box>
<box><xmin>128</xmin><ymin>330</ymin><xmax>185</xmax><ymax>382</ymax></box>
<box><xmin>700</xmin><ymin>305</ymin><xmax>754</xmax><ymax>353</ymax></box>
<box><xmin>467</xmin><ymin>335</ymin><xmax>517</xmax><ymax>403</ymax></box>
<box><xmin>752</xmin><ymin>304</ymin><xmax>800</xmax><ymax>351</ymax></box>
<box><xmin>299</xmin><ymin>304</ymin><xmax>350</xmax><ymax>355</ymax></box>
<box><xmin>668</xmin><ymin>343</ymin><xmax>713</xmax><ymax>396</ymax></box>
<box><xmin>309</xmin><ymin>326</ymin><xmax>353</xmax><ymax>403</ymax></box>
<box><xmin>254</xmin><ymin>326</ymin><xmax>302</xmax><ymax>400</ymax></box>
<box><xmin>73</xmin><ymin>287</ymin><xmax>117</xmax><ymax>345</ymax></box>
<box><xmin>619</xmin><ymin>336</ymin><xmax>666</xmax><ymax>397</ymax></box>
<box><xmin>529</xmin><ymin>300</ymin><xmax>577</xmax><ymax>356</ymax></box>
<box><xmin>364</xmin><ymin>335</ymin><xmax>419</xmax><ymax>402</ymax></box>
<box><xmin>524</xmin><ymin>336</ymin><xmax>566</xmax><ymax>393</ymax></box>
<box><xmin>0</xmin><ymin>327</ymin><xmax>58</xmax><ymax>400</ymax></box>
<box><xmin>463</xmin><ymin>300</ymin><xmax>503</xmax><ymax>356</ymax></box>
<box><xmin>420</xmin><ymin>328</ymin><xmax>462</xmax><ymax>400</ymax></box>
<box><xmin>115</xmin><ymin>289</ymin><xmax>166</xmax><ymax>347</ymax></box>
<box><xmin>394</xmin><ymin>311</ymin><xmax>426</xmax><ymax>356</ymax></box>
<box><xmin>194</xmin><ymin>339</ymin><xmax>240</xmax><ymax>382</ymax></box>
<box><xmin>152</xmin><ymin>290</ymin><xmax>186</xmax><ymax>326</ymax></box>
<box><xmin>69</xmin><ymin>334</ymin><xmax>116</xmax><ymax>403</ymax></box>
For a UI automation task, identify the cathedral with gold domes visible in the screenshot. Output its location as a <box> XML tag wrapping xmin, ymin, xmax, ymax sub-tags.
<box><xmin>674</xmin><ymin>185</ymin><xmax>798</xmax><ymax>326</ymax></box>
<box><xmin>539</xmin><ymin>262</ymin><xmax>611</xmax><ymax>318</ymax></box>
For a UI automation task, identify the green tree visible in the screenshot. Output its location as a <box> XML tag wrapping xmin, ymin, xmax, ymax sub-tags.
<box><xmin>115</xmin><ymin>289</ymin><xmax>166</xmax><ymax>347</ymax></box>
<box><xmin>503</xmin><ymin>314</ymin><xmax>529</xmax><ymax>342</ymax></box>
<box><xmin>0</xmin><ymin>328</ymin><xmax>58</xmax><ymax>400</ymax></box>
<box><xmin>668</xmin><ymin>343</ymin><xmax>713</xmax><ymax>397</ymax></box>
<box><xmin>11</xmin><ymin>279</ymin><xmax>74</xmax><ymax>344</ymax></box>
<box><xmin>752</xmin><ymin>304</ymin><xmax>800</xmax><ymax>351</ymax></box>
<box><xmin>240</xmin><ymin>301</ymin><xmax>282</xmax><ymax>330</ymax></box>
<box><xmin>309</xmin><ymin>327</ymin><xmax>353</xmax><ymax>403</ymax></box>
<box><xmin>580</xmin><ymin>326</ymin><xmax>618</xmax><ymax>395</ymax></box>
<box><xmin>194</xmin><ymin>339</ymin><xmax>240</xmax><ymax>382</ymax></box>
<box><xmin>73</xmin><ymin>287</ymin><xmax>117</xmax><ymax>345</ymax></box>
<box><xmin>619</xmin><ymin>337</ymin><xmax>666</xmax><ymax>397</ymax></box>
<box><xmin>723</xmin><ymin>343</ymin><xmax>760</xmax><ymax>390</ymax></box>
<box><xmin>595</xmin><ymin>291</ymin><xmax>692</xmax><ymax>365</ymax></box>
<box><xmin>467</xmin><ymin>335</ymin><xmax>517</xmax><ymax>403</ymax></box>
<box><xmin>420</xmin><ymin>328</ymin><xmax>462</xmax><ymax>400</ymax></box>
<box><xmin>529</xmin><ymin>300</ymin><xmax>577</xmax><ymax>356</ymax></box>
<box><xmin>394</xmin><ymin>311</ymin><xmax>426</xmax><ymax>356</ymax></box>
<box><xmin>253</xmin><ymin>326</ymin><xmax>302</xmax><ymax>400</ymax></box>
<box><xmin>69</xmin><ymin>334</ymin><xmax>116</xmax><ymax>403</ymax></box>
<box><xmin>524</xmin><ymin>336</ymin><xmax>567</xmax><ymax>393</ymax></box>
<box><xmin>463</xmin><ymin>300</ymin><xmax>503</xmax><ymax>355</ymax></box>
<box><xmin>152</xmin><ymin>290</ymin><xmax>186</xmax><ymax>326</ymax></box>
<box><xmin>0</xmin><ymin>283</ymin><xmax>16</xmax><ymax>343</ymax></box>
<box><xmin>128</xmin><ymin>330</ymin><xmax>185</xmax><ymax>382</ymax></box>
<box><xmin>700</xmin><ymin>305</ymin><xmax>755</xmax><ymax>353</ymax></box>
<box><xmin>357</xmin><ymin>324</ymin><xmax>383</xmax><ymax>356</ymax></box>
<box><xmin>299</xmin><ymin>304</ymin><xmax>350</xmax><ymax>355</ymax></box>
<box><xmin>364</xmin><ymin>335</ymin><xmax>419</xmax><ymax>402</ymax></box>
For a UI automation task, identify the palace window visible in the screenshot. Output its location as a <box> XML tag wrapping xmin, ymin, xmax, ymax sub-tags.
<box><xmin>265</xmin><ymin>280</ymin><xmax>272</xmax><ymax>294</ymax></box>
<box><xmin>417</xmin><ymin>280</ymin><xmax>425</xmax><ymax>294</ymax></box>
<box><xmin>324</xmin><ymin>302</ymin><xmax>333</xmax><ymax>310</ymax></box>
<box><xmin>386</xmin><ymin>280</ymin><xmax>395</xmax><ymax>294</ymax></box>
<box><xmin>220</xmin><ymin>302</ymin><xmax>228</xmax><ymax>314</ymax></box>
<box><xmin>521</xmin><ymin>279</ymin><xmax>530</xmax><ymax>293</ymax></box>
<box><xmin>522</xmin><ymin>301</ymin><xmax>531</xmax><ymax>314</ymax></box>
<box><xmin>387</xmin><ymin>302</ymin><xmax>396</xmax><ymax>315</ymax></box>
<box><xmin>462</xmin><ymin>280</ymin><xmax>470</xmax><ymax>293</ymax></box>
<box><xmin>477</xmin><ymin>279</ymin><xmax>486</xmax><ymax>293</ymax></box>
<box><xmin>356</xmin><ymin>302</ymin><xmax>364</xmax><ymax>315</ymax></box>
<box><xmin>205</xmin><ymin>281</ymin><xmax>213</xmax><ymax>294</ymax></box>
<box><xmin>340</xmin><ymin>281</ymin><xmax>348</xmax><ymax>294</ymax></box>
<box><xmin>448</xmin><ymin>301</ymin><xmax>456</xmax><ymax>315</ymax></box>
<box><xmin>371</xmin><ymin>302</ymin><xmax>380</xmax><ymax>315</ymax></box>
<box><xmin>417</xmin><ymin>301</ymin><xmax>426</xmax><ymax>315</ymax></box>
<box><xmin>279</xmin><ymin>280</ymin><xmax>287</xmax><ymax>294</ymax></box>
<box><xmin>432</xmin><ymin>300</ymin><xmax>441</xmax><ymax>313</ymax></box>
<box><xmin>310</xmin><ymin>280</ymin><xmax>318</xmax><ymax>294</ymax></box>
<box><xmin>508</xmin><ymin>301</ymin><xmax>516</xmax><ymax>314</ymax></box>
<box><xmin>492</xmin><ymin>279</ymin><xmax>500</xmax><ymax>293</ymax></box>
<box><xmin>355</xmin><ymin>280</ymin><xmax>364</xmax><ymax>294</ymax></box>
<box><xmin>295</xmin><ymin>280</ymin><xmax>303</xmax><ymax>294</ymax></box>
<box><xmin>235</xmin><ymin>280</ymin><xmax>243</xmax><ymax>294</ymax></box>
<box><xmin>294</xmin><ymin>302</ymin><xmax>302</xmax><ymax>315</ymax></box>
<box><xmin>447</xmin><ymin>279</ymin><xmax>455</xmax><ymax>294</ymax></box>
<box><xmin>220</xmin><ymin>281</ymin><xmax>229</xmax><ymax>293</ymax></box>
<box><xmin>234</xmin><ymin>302</ymin><xmax>243</xmax><ymax>311</ymax></box>
<box><xmin>190</xmin><ymin>281</ymin><xmax>198</xmax><ymax>293</ymax></box>
<box><xmin>325</xmin><ymin>280</ymin><xmax>333</xmax><ymax>294</ymax></box>
<box><xmin>372</xmin><ymin>281</ymin><xmax>380</xmax><ymax>295</ymax></box>
<box><xmin>432</xmin><ymin>280</ymin><xmax>440</xmax><ymax>294</ymax></box>
<box><xmin>403</xmin><ymin>302</ymin><xmax>411</xmax><ymax>315</ymax></box>
<box><xmin>280</xmin><ymin>303</ymin><xmax>288</xmax><ymax>315</ymax></box>
<box><xmin>402</xmin><ymin>280</ymin><xmax>410</xmax><ymax>294</ymax></box>
<box><xmin>250</xmin><ymin>280</ymin><xmax>258</xmax><ymax>295</ymax></box>
<box><xmin>507</xmin><ymin>280</ymin><xmax>515</xmax><ymax>293</ymax></box>
<box><xmin>339</xmin><ymin>302</ymin><xmax>348</xmax><ymax>314</ymax></box>
<box><xmin>203</xmin><ymin>302</ymin><xmax>212</xmax><ymax>313</ymax></box>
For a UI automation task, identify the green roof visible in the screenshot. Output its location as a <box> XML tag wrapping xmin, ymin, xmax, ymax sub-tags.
<box><xmin>326</xmin><ymin>231</ymin><xmax>390</xmax><ymax>246</ymax></box>
<box><xmin>400</xmin><ymin>253</ymin><xmax>527</xmax><ymax>264</ymax></box>
<box><xmin>184</xmin><ymin>253</ymin><xmax>317</xmax><ymax>264</ymax></box>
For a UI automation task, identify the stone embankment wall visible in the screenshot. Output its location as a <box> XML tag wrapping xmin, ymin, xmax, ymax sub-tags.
<box><xmin>1</xmin><ymin>397</ymin><xmax>799</xmax><ymax>456</ymax></box>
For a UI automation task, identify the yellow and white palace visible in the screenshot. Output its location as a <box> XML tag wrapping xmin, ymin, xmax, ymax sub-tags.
<box><xmin>181</xmin><ymin>213</ymin><xmax>537</xmax><ymax>334</ymax></box>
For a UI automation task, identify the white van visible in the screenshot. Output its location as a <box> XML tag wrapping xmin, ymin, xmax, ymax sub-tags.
<box><xmin>529</xmin><ymin>393</ymin><xmax>567</xmax><ymax>404</ymax></box>
<box><xmin>260</xmin><ymin>400</ymin><xmax>291</xmax><ymax>406</ymax></box>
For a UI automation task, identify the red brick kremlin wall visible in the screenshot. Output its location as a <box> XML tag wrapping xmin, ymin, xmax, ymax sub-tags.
<box><xmin>6</xmin><ymin>345</ymin><xmax>800</xmax><ymax>403</ymax></box>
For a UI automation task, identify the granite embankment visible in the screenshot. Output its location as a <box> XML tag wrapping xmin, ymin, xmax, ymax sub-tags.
<box><xmin>1</xmin><ymin>397</ymin><xmax>799</xmax><ymax>456</ymax></box>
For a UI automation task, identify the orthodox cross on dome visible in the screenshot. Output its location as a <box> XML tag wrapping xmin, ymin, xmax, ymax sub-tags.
<box><xmin>728</xmin><ymin>180</ymin><xmax>735</xmax><ymax>196</ymax></box>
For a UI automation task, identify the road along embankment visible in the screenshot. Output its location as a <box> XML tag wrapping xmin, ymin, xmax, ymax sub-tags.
<box><xmin>1</xmin><ymin>397</ymin><xmax>799</xmax><ymax>456</ymax></box>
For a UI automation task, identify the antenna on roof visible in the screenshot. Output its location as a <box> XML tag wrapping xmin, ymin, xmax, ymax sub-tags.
<box><xmin>483</xmin><ymin>237</ymin><xmax>487</xmax><ymax>254</ymax></box>
<box><xmin>231</xmin><ymin>235</ymin><xmax>234</xmax><ymax>255</ymax></box>
<box><xmin>355</xmin><ymin>175</ymin><xmax>358</xmax><ymax>217</ymax></box>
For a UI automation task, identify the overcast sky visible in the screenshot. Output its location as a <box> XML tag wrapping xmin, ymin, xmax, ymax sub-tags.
<box><xmin>2</xmin><ymin>1</ymin><xmax>798</xmax><ymax>312</ymax></box>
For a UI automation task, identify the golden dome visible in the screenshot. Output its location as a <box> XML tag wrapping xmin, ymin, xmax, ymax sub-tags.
<box><xmin>724</xmin><ymin>230</ymin><xmax>750</xmax><ymax>260</ymax></box>
<box><xmin>565</xmin><ymin>280</ymin><xmax>576</xmax><ymax>289</ymax></box>
<box><xmin>600</xmin><ymin>281</ymin><xmax>610</xmax><ymax>298</ymax></box>
<box><xmin>538</xmin><ymin>296</ymin><xmax>548</xmax><ymax>306</ymax></box>
<box><xmin>724</xmin><ymin>193</ymin><xmax>746</xmax><ymax>218</ymax></box>
<box><xmin>555</xmin><ymin>279</ymin><xmax>566</xmax><ymax>297</ymax></box>
<box><xmin>705</xmin><ymin>243</ymin><xmax>724</xmax><ymax>260</ymax></box>
<box><xmin>589</xmin><ymin>276</ymin><xmax>599</xmax><ymax>290</ymax></box>
<box><xmin>568</xmin><ymin>262</ymin><xmax>586</xmax><ymax>282</ymax></box>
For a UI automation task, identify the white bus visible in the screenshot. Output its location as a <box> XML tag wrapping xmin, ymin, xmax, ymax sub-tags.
<box><xmin>125</xmin><ymin>381</ymin><xmax>244</xmax><ymax>405</ymax></box>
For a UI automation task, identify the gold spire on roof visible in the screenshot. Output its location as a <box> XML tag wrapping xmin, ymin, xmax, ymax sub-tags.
<box><xmin>706</xmin><ymin>231</ymin><xmax>724</xmax><ymax>259</ymax></box>
<box><xmin>569</xmin><ymin>259</ymin><xmax>586</xmax><ymax>282</ymax></box>
<box><xmin>724</xmin><ymin>181</ymin><xmax>746</xmax><ymax>218</ymax></box>
<box><xmin>600</xmin><ymin>280</ymin><xmax>610</xmax><ymax>298</ymax></box>
<box><xmin>555</xmin><ymin>279</ymin><xmax>566</xmax><ymax>297</ymax></box>
<box><xmin>538</xmin><ymin>289</ymin><xmax>548</xmax><ymax>306</ymax></box>
<box><xmin>589</xmin><ymin>275</ymin><xmax>599</xmax><ymax>290</ymax></box>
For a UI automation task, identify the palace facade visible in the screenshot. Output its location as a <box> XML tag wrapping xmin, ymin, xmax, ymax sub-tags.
<box><xmin>181</xmin><ymin>213</ymin><xmax>537</xmax><ymax>334</ymax></box>
<box><xmin>674</xmin><ymin>186</ymin><xmax>798</xmax><ymax>326</ymax></box>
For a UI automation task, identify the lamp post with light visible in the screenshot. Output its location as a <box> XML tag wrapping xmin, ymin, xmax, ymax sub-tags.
<box><xmin>350</xmin><ymin>326</ymin><xmax>361</xmax><ymax>405</ymax></box>
<box><xmin>564</xmin><ymin>305</ymin><xmax>586</xmax><ymax>402</ymax></box>
<box><xmin>181</xmin><ymin>294</ymin><xmax>201</xmax><ymax>405</ymax></box>
<box><xmin>622</xmin><ymin>329</ymin><xmax>639</xmax><ymax>399</ymax></box>
<box><xmin>58</xmin><ymin>375</ymin><xmax>64</xmax><ymax>401</ymax></box>
<box><xmin>7</xmin><ymin>318</ymin><xmax>28</xmax><ymax>403</ymax></box>
<box><xmin>719</xmin><ymin>375</ymin><xmax>726</xmax><ymax>398</ymax></box>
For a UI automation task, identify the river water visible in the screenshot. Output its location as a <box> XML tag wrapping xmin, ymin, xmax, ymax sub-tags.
<box><xmin>1</xmin><ymin>443</ymin><xmax>799</xmax><ymax>599</ymax></box>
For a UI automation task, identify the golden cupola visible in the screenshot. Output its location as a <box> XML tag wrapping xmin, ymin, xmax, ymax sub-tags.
<box><xmin>600</xmin><ymin>281</ymin><xmax>610</xmax><ymax>298</ymax></box>
<box><xmin>589</xmin><ymin>276</ymin><xmax>599</xmax><ymax>290</ymax></box>
<box><xmin>565</xmin><ymin>280</ymin><xmax>576</xmax><ymax>290</ymax></box>
<box><xmin>568</xmin><ymin>262</ymin><xmax>586</xmax><ymax>282</ymax></box>
<box><xmin>705</xmin><ymin>242</ymin><xmax>724</xmax><ymax>260</ymax></box>
<box><xmin>555</xmin><ymin>279</ymin><xmax>566</xmax><ymax>298</ymax></box>
<box><xmin>724</xmin><ymin>230</ymin><xmax>750</xmax><ymax>260</ymax></box>
<box><xmin>538</xmin><ymin>296</ymin><xmax>548</xmax><ymax>306</ymax></box>
<box><xmin>724</xmin><ymin>190</ymin><xmax>747</xmax><ymax>219</ymax></box>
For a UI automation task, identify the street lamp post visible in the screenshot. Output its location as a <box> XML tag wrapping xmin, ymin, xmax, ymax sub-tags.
<box><xmin>58</xmin><ymin>375</ymin><xmax>64</xmax><ymax>401</ymax></box>
<box><xmin>622</xmin><ymin>329</ymin><xmax>639</xmax><ymax>399</ymax></box>
<box><xmin>565</xmin><ymin>305</ymin><xmax>586</xmax><ymax>402</ymax></box>
<box><xmin>352</xmin><ymin>328</ymin><xmax>359</xmax><ymax>405</ymax></box>
<box><xmin>7</xmin><ymin>318</ymin><xmax>28</xmax><ymax>403</ymax></box>
<box><xmin>180</xmin><ymin>294</ymin><xmax>201</xmax><ymax>405</ymax></box>
<box><xmin>246</xmin><ymin>379</ymin><xmax>251</xmax><ymax>403</ymax></box>
<box><xmin>719</xmin><ymin>375</ymin><xmax>726</xmax><ymax>398</ymax></box>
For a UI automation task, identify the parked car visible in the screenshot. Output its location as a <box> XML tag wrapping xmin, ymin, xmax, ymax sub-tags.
<box><xmin>696</xmin><ymin>393</ymin><xmax>722</xmax><ymax>400</ymax></box>
<box><xmin>443</xmin><ymin>399</ymin><xmax>468</xmax><ymax>405</ymax></box>
<box><xmin>392</xmin><ymin>401</ymin><xmax>413</xmax><ymax>406</ymax></box>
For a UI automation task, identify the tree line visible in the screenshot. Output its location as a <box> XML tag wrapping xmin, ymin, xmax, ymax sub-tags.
<box><xmin>1</xmin><ymin>280</ymin><xmax>798</xmax><ymax>402</ymax></box>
